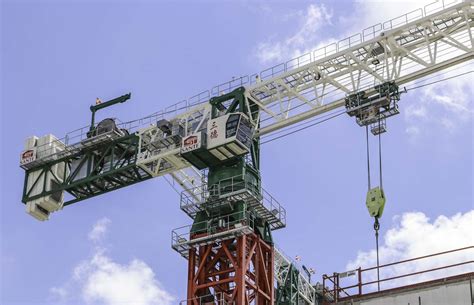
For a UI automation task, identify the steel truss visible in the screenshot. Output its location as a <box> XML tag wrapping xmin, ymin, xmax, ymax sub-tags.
<box><xmin>250</xmin><ymin>0</ymin><xmax>473</xmax><ymax>135</ymax></box>
<box><xmin>274</xmin><ymin>247</ymin><xmax>317</xmax><ymax>305</ymax></box>
<box><xmin>22</xmin><ymin>1</ymin><xmax>473</xmax><ymax>205</ymax></box>
<box><xmin>186</xmin><ymin>232</ymin><xmax>274</xmax><ymax>305</ymax></box>
<box><xmin>22</xmin><ymin>133</ymin><xmax>152</xmax><ymax>206</ymax></box>
<box><xmin>148</xmin><ymin>0</ymin><xmax>473</xmax><ymax>195</ymax></box>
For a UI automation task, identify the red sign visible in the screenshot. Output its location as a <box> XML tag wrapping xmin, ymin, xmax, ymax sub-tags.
<box><xmin>181</xmin><ymin>135</ymin><xmax>201</xmax><ymax>153</ymax></box>
<box><xmin>20</xmin><ymin>149</ymin><xmax>36</xmax><ymax>165</ymax></box>
<box><xmin>183</xmin><ymin>136</ymin><xmax>198</xmax><ymax>146</ymax></box>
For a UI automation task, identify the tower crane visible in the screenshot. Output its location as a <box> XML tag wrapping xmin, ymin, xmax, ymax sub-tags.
<box><xmin>18</xmin><ymin>1</ymin><xmax>473</xmax><ymax>304</ymax></box>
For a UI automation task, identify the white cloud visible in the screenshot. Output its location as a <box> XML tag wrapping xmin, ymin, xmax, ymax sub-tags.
<box><xmin>405</xmin><ymin>104</ymin><xmax>427</xmax><ymax>119</ymax></box>
<box><xmin>404</xmin><ymin>65</ymin><xmax>473</xmax><ymax>138</ymax></box>
<box><xmin>255</xmin><ymin>4</ymin><xmax>333</xmax><ymax>64</ymax></box>
<box><xmin>440</xmin><ymin>117</ymin><xmax>456</xmax><ymax>132</ymax></box>
<box><xmin>76</xmin><ymin>251</ymin><xmax>173</xmax><ymax>305</ymax></box>
<box><xmin>254</xmin><ymin>0</ymin><xmax>436</xmax><ymax>65</ymax></box>
<box><xmin>346</xmin><ymin>210</ymin><xmax>474</xmax><ymax>291</ymax></box>
<box><xmin>51</xmin><ymin>218</ymin><xmax>174</xmax><ymax>305</ymax></box>
<box><xmin>254</xmin><ymin>0</ymin><xmax>472</xmax><ymax>138</ymax></box>
<box><xmin>405</xmin><ymin>126</ymin><xmax>421</xmax><ymax>137</ymax></box>
<box><xmin>88</xmin><ymin>217</ymin><xmax>111</xmax><ymax>242</ymax></box>
<box><xmin>418</xmin><ymin>71</ymin><xmax>473</xmax><ymax>117</ymax></box>
<box><xmin>50</xmin><ymin>286</ymin><xmax>68</xmax><ymax>300</ymax></box>
<box><xmin>352</xmin><ymin>0</ymin><xmax>435</xmax><ymax>31</ymax></box>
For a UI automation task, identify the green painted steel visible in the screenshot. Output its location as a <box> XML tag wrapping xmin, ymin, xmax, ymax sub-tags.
<box><xmin>21</xmin><ymin>93</ymin><xmax>156</xmax><ymax>207</ymax></box>
<box><xmin>22</xmin><ymin>133</ymin><xmax>152</xmax><ymax>206</ymax></box>
<box><xmin>189</xmin><ymin>87</ymin><xmax>273</xmax><ymax>244</ymax></box>
<box><xmin>207</xmin><ymin>87</ymin><xmax>261</xmax><ymax>187</ymax></box>
<box><xmin>210</xmin><ymin>87</ymin><xmax>246</xmax><ymax>118</ymax></box>
<box><xmin>366</xmin><ymin>186</ymin><xmax>386</xmax><ymax>218</ymax></box>
<box><xmin>191</xmin><ymin>201</ymin><xmax>248</xmax><ymax>234</ymax></box>
<box><xmin>276</xmin><ymin>263</ymin><xmax>301</xmax><ymax>305</ymax></box>
<box><xmin>90</xmin><ymin>93</ymin><xmax>131</xmax><ymax>131</ymax></box>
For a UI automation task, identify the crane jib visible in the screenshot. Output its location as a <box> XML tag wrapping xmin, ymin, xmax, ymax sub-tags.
<box><xmin>19</xmin><ymin>0</ymin><xmax>473</xmax><ymax>220</ymax></box>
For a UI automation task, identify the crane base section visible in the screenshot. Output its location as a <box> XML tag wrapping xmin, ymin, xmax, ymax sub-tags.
<box><xmin>184</xmin><ymin>232</ymin><xmax>274</xmax><ymax>305</ymax></box>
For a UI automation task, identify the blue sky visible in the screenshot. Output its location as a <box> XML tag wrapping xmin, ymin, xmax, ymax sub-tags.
<box><xmin>1</xmin><ymin>0</ymin><xmax>472</xmax><ymax>304</ymax></box>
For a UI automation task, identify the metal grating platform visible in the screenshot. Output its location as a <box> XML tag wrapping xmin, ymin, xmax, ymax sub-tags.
<box><xmin>21</xmin><ymin>130</ymin><xmax>125</xmax><ymax>170</ymax></box>
<box><xmin>179</xmin><ymin>175</ymin><xmax>286</xmax><ymax>230</ymax></box>
<box><xmin>370</xmin><ymin>119</ymin><xmax>387</xmax><ymax>135</ymax></box>
<box><xmin>171</xmin><ymin>211</ymin><xmax>255</xmax><ymax>259</ymax></box>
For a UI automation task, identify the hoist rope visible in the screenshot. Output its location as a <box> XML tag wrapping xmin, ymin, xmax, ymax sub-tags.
<box><xmin>260</xmin><ymin>110</ymin><xmax>346</xmax><ymax>145</ymax></box>
<box><xmin>366</xmin><ymin>114</ymin><xmax>384</xmax><ymax>292</ymax></box>
<box><xmin>374</xmin><ymin>217</ymin><xmax>381</xmax><ymax>292</ymax></box>
<box><xmin>378</xmin><ymin>116</ymin><xmax>383</xmax><ymax>190</ymax></box>
<box><xmin>405</xmin><ymin>70</ymin><xmax>473</xmax><ymax>92</ymax></box>
<box><xmin>366</xmin><ymin>125</ymin><xmax>371</xmax><ymax>190</ymax></box>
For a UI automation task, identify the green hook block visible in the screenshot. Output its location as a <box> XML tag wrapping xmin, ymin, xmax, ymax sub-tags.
<box><xmin>366</xmin><ymin>187</ymin><xmax>386</xmax><ymax>218</ymax></box>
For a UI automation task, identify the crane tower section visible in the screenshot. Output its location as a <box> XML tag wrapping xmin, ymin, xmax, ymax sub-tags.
<box><xmin>171</xmin><ymin>87</ymin><xmax>286</xmax><ymax>305</ymax></box>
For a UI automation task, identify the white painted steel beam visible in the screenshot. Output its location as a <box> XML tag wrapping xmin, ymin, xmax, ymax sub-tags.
<box><xmin>36</xmin><ymin>1</ymin><xmax>473</xmax><ymax>202</ymax></box>
<box><xmin>119</xmin><ymin>0</ymin><xmax>474</xmax><ymax>198</ymax></box>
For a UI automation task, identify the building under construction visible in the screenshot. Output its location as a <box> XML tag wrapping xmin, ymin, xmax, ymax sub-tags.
<box><xmin>18</xmin><ymin>0</ymin><xmax>473</xmax><ymax>304</ymax></box>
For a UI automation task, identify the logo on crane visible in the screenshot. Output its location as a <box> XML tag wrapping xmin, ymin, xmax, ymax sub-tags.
<box><xmin>181</xmin><ymin>134</ymin><xmax>201</xmax><ymax>153</ymax></box>
<box><xmin>20</xmin><ymin>149</ymin><xmax>36</xmax><ymax>165</ymax></box>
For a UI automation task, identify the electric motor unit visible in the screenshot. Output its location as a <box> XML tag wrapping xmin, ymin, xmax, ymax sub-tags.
<box><xmin>156</xmin><ymin>118</ymin><xmax>185</xmax><ymax>147</ymax></box>
<box><xmin>87</xmin><ymin>118</ymin><xmax>127</xmax><ymax>138</ymax></box>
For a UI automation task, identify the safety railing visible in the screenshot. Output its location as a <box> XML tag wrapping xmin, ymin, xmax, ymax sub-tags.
<box><xmin>19</xmin><ymin>128</ymin><xmax>128</xmax><ymax>170</ymax></box>
<box><xmin>362</xmin><ymin>24</ymin><xmax>383</xmax><ymax>42</ymax></box>
<box><xmin>338</xmin><ymin>34</ymin><xmax>362</xmax><ymax>52</ymax></box>
<box><xmin>259</xmin><ymin>187</ymin><xmax>287</xmax><ymax>229</ymax></box>
<box><xmin>382</xmin><ymin>8</ymin><xmax>424</xmax><ymax>31</ymax></box>
<box><xmin>179</xmin><ymin>292</ymin><xmax>235</xmax><ymax>305</ymax></box>
<box><xmin>211</xmin><ymin>174</ymin><xmax>259</xmax><ymax>199</ymax></box>
<box><xmin>179</xmin><ymin>175</ymin><xmax>260</xmax><ymax>214</ymax></box>
<box><xmin>28</xmin><ymin>0</ymin><xmax>465</xmax><ymax>163</ymax></box>
<box><xmin>171</xmin><ymin>210</ymin><xmax>255</xmax><ymax>255</ymax></box>
<box><xmin>179</xmin><ymin>174</ymin><xmax>286</xmax><ymax>229</ymax></box>
<box><xmin>274</xmin><ymin>245</ymin><xmax>313</xmax><ymax>282</ymax></box>
<box><xmin>211</xmin><ymin>76</ymin><xmax>249</xmax><ymax>97</ymax></box>
<box><xmin>286</xmin><ymin>52</ymin><xmax>313</xmax><ymax>71</ymax></box>
<box><xmin>322</xmin><ymin>246</ymin><xmax>474</xmax><ymax>302</ymax></box>
<box><xmin>250</xmin><ymin>0</ymin><xmax>463</xmax><ymax>83</ymax></box>
<box><xmin>425</xmin><ymin>0</ymin><xmax>461</xmax><ymax>15</ymax></box>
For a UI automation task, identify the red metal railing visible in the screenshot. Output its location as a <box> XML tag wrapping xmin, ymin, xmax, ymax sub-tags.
<box><xmin>322</xmin><ymin>245</ymin><xmax>474</xmax><ymax>302</ymax></box>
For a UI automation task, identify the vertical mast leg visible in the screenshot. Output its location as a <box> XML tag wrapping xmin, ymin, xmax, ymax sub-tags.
<box><xmin>186</xmin><ymin>233</ymin><xmax>274</xmax><ymax>305</ymax></box>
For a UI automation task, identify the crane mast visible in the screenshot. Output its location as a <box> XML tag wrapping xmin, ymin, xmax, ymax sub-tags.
<box><xmin>18</xmin><ymin>1</ymin><xmax>473</xmax><ymax>304</ymax></box>
<box><xmin>173</xmin><ymin>87</ymin><xmax>285</xmax><ymax>304</ymax></box>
